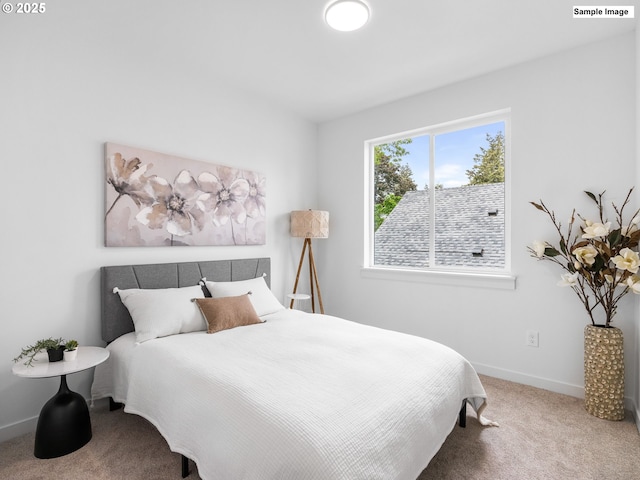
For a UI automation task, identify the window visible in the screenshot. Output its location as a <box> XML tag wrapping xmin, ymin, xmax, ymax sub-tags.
<box><xmin>365</xmin><ymin>110</ymin><xmax>511</xmax><ymax>278</ymax></box>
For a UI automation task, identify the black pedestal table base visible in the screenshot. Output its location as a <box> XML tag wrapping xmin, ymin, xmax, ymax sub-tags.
<box><xmin>34</xmin><ymin>374</ymin><xmax>92</xmax><ymax>458</ymax></box>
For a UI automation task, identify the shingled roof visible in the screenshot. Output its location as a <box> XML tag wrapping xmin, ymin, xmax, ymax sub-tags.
<box><xmin>374</xmin><ymin>183</ymin><xmax>505</xmax><ymax>268</ymax></box>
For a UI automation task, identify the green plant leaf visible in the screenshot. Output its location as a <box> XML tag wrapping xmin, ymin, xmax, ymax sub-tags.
<box><xmin>560</xmin><ymin>238</ymin><xmax>567</xmax><ymax>255</ymax></box>
<box><xmin>608</xmin><ymin>229</ymin><xmax>622</xmax><ymax>247</ymax></box>
<box><xmin>544</xmin><ymin>247</ymin><xmax>561</xmax><ymax>257</ymax></box>
<box><xmin>585</xmin><ymin>191</ymin><xmax>598</xmax><ymax>203</ymax></box>
<box><xmin>591</xmin><ymin>255</ymin><xmax>606</xmax><ymax>272</ymax></box>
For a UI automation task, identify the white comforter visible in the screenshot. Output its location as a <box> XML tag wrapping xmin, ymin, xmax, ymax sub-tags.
<box><xmin>93</xmin><ymin>309</ymin><xmax>489</xmax><ymax>480</ymax></box>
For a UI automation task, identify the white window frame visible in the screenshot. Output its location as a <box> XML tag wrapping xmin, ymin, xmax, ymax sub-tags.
<box><xmin>362</xmin><ymin>109</ymin><xmax>516</xmax><ymax>290</ymax></box>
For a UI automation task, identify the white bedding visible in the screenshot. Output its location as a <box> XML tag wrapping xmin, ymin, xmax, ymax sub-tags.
<box><xmin>92</xmin><ymin>309</ymin><xmax>490</xmax><ymax>480</ymax></box>
<box><xmin>91</xmin><ymin>331</ymin><xmax>137</xmax><ymax>404</ymax></box>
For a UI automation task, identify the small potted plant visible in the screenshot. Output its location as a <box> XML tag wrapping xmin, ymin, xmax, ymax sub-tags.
<box><xmin>64</xmin><ymin>340</ymin><xmax>79</xmax><ymax>362</ymax></box>
<box><xmin>13</xmin><ymin>337</ymin><xmax>65</xmax><ymax>367</ymax></box>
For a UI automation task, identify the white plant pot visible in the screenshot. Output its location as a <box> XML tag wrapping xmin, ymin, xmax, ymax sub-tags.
<box><xmin>63</xmin><ymin>349</ymin><xmax>78</xmax><ymax>362</ymax></box>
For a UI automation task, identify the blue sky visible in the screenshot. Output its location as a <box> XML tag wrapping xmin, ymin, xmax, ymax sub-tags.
<box><xmin>402</xmin><ymin>121</ymin><xmax>504</xmax><ymax>189</ymax></box>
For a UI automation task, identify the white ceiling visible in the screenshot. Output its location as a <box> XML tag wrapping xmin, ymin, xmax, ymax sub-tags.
<box><xmin>90</xmin><ymin>0</ymin><xmax>636</xmax><ymax>122</ymax></box>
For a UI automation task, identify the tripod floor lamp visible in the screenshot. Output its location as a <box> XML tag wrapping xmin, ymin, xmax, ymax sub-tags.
<box><xmin>290</xmin><ymin>210</ymin><xmax>329</xmax><ymax>314</ymax></box>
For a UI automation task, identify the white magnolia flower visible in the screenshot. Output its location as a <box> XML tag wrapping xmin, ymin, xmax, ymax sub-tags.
<box><xmin>626</xmin><ymin>275</ymin><xmax>640</xmax><ymax>294</ymax></box>
<box><xmin>612</xmin><ymin>247</ymin><xmax>640</xmax><ymax>273</ymax></box>
<box><xmin>557</xmin><ymin>272</ymin><xmax>579</xmax><ymax>287</ymax></box>
<box><xmin>582</xmin><ymin>220</ymin><xmax>611</xmax><ymax>239</ymax></box>
<box><xmin>605</xmin><ymin>272</ymin><xmax>625</xmax><ymax>285</ymax></box>
<box><xmin>572</xmin><ymin>245</ymin><xmax>598</xmax><ymax>266</ymax></box>
<box><xmin>532</xmin><ymin>240</ymin><xmax>546</xmax><ymax>258</ymax></box>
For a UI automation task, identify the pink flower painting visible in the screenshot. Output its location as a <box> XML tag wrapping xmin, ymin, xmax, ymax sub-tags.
<box><xmin>105</xmin><ymin>143</ymin><xmax>266</xmax><ymax>246</ymax></box>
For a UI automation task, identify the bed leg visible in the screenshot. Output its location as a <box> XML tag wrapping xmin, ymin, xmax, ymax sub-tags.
<box><xmin>109</xmin><ymin>397</ymin><xmax>123</xmax><ymax>411</ymax></box>
<box><xmin>459</xmin><ymin>400</ymin><xmax>467</xmax><ymax>428</ymax></box>
<box><xmin>181</xmin><ymin>455</ymin><xmax>190</xmax><ymax>478</ymax></box>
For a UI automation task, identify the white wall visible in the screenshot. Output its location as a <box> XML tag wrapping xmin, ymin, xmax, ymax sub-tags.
<box><xmin>0</xmin><ymin>8</ymin><xmax>317</xmax><ymax>440</ymax></box>
<box><xmin>318</xmin><ymin>33</ymin><xmax>637</xmax><ymax>404</ymax></box>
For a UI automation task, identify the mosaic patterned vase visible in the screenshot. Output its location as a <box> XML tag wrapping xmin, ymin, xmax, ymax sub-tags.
<box><xmin>584</xmin><ymin>324</ymin><xmax>625</xmax><ymax>421</ymax></box>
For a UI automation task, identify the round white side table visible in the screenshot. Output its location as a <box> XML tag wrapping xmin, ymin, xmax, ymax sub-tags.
<box><xmin>287</xmin><ymin>293</ymin><xmax>311</xmax><ymax>310</ymax></box>
<box><xmin>12</xmin><ymin>346</ymin><xmax>110</xmax><ymax>458</ymax></box>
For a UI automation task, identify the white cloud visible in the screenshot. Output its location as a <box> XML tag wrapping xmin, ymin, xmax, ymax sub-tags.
<box><xmin>435</xmin><ymin>163</ymin><xmax>467</xmax><ymax>188</ymax></box>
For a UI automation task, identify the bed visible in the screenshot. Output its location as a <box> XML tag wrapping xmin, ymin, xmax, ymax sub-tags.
<box><xmin>91</xmin><ymin>257</ymin><xmax>495</xmax><ymax>480</ymax></box>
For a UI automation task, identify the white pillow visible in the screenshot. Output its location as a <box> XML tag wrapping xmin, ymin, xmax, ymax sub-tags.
<box><xmin>204</xmin><ymin>276</ymin><xmax>285</xmax><ymax>317</ymax></box>
<box><xmin>115</xmin><ymin>285</ymin><xmax>205</xmax><ymax>343</ymax></box>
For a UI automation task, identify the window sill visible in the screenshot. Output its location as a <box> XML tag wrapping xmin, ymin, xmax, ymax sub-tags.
<box><xmin>360</xmin><ymin>266</ymin><xmax>516</xmax><ymax>290</ymax></box>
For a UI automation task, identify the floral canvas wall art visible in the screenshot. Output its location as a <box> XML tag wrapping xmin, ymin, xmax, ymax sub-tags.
<box><xmin>105</xmin><ymin>143</ymin><xmax>266</xmax><ymax>247</ymax></box>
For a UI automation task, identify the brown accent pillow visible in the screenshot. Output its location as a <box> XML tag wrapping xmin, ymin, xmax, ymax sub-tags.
<box><xmin>193</xmin><ymin>295</ymin><xmax>262</xmax><ymax>334</ymax></box>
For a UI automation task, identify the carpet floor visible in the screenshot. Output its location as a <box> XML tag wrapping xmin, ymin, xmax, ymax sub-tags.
<box><xmin>1</xmin><ymin>375</ymin><xmax>638</xmax><ymax>480</ymax></box>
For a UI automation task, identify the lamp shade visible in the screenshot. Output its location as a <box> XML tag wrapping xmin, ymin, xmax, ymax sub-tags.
<box><xmin>290</xmin><ymin>210</ymin><xmax>329</xmax><ymax>238</ymax></box>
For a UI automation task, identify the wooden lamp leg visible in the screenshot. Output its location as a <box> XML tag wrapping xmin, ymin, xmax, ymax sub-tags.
<box><xmin>291</xmin><ymin>237</ymin><xmax>324</xmax><ymax>314</ymax></box>
<box><xmin>307</xmin><ymin>240</ymin><xmax>324</xmax><ymax>314</ymax></box>
<box><xmin>308</xmin><ymin>240</ymin><xmax>315</xmax><ymax>312</ymax></box>
<box><xmin>290</xmin><ymin>238</ymin><xmax>309</xmax><ymax>309</ymax></box>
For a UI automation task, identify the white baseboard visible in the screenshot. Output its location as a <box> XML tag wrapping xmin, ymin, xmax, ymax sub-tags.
<box><xmin>0</xmin><ymin>415</ymin><xmax>38</xmax><ymax>444</ymax></box>
<box><xmin>473</xmin><ymin>362</ymin><xmax>585</xmax><ymax>397</ymax></box>
<box><xmin>473</xmin><ymin>362</ymin><xmax>638</xmax><ymax>417</ymax></box>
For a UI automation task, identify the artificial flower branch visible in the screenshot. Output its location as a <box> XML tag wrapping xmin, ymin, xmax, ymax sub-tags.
<box><xmin>529</xmin><ymin>188</ymin><xmax>640</xmax><ymax>327</ymax></box>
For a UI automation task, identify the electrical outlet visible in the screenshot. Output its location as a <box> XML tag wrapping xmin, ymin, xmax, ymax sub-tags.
<box><xmin>526</xmin><ymin>330</ymin><xmax>539</xmax><ymax>347</ymax></box>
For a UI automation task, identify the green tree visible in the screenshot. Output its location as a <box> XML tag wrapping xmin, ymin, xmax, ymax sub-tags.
<box><xmin>374</xmin><ymin>139</ymin><xmax>416</xmax><ymax>230</ymax></box>
<box><xmin>466</xmin><ymin>131</ymin><xmax>504</xmax><ymax>185</ymax></box>
<box><xmin>374</xmin><ymin>195</ymin><xmax>402</xmax><ymax>230</ymax></box>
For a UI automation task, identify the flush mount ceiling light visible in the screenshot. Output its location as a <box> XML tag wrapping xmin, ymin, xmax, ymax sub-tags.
<box><xmin>325</xmin><ymin>0</ymin><xmax>370</xmax><ymax>32</ymax></box>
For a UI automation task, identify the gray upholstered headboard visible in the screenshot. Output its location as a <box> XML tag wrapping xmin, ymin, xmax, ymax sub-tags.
<box><xmin>101</xmin><ymin>257</ymin><xmax>271</xmax><ymax>343</ymax></box>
